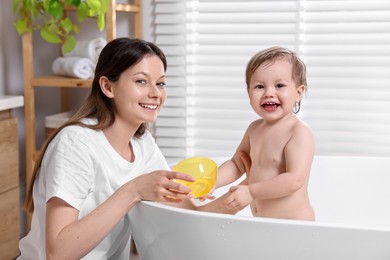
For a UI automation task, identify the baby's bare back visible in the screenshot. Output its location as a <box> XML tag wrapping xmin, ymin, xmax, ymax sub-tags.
<box><xmin>245</xmin><ymin>118</ymin><xmax>315</xmax><ymax>221</ymax></box>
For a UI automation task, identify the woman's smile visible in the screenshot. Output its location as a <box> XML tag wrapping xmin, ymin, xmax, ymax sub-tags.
<box><xmin>139</xmin><ymin>103</ymin><xmax>159</xmax><ymax>110</ymax></box>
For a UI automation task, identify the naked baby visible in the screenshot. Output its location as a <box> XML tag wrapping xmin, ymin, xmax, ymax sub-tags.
<box><xmin>215</xmin><ymin>46</ymin><xmax>315</xmax><ymax>221</ymax></box>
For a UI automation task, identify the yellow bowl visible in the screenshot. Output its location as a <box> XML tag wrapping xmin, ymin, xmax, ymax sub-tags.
<box><xmin>173</xmin><ymin>157</ymin><xmax>217</xmax><ymax>198</ymax></box>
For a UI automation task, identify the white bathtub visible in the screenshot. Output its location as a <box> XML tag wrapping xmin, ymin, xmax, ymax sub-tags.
<box><xmin>129</xmin><ymin>156</ymin><xmax>390</xmax><ymax>260</ymax></box>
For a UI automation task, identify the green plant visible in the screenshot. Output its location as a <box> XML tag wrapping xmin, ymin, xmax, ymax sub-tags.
<box><xmin>13</xmin><ymin>0</ymin><xmax>109</xmax><ymax>53</ymax></box>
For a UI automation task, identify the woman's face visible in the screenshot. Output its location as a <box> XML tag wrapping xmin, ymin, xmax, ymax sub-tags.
<box><xmin>109</xmin><ymin>54</ymin><xmax>167</xmax><ymax>127</ymax></box>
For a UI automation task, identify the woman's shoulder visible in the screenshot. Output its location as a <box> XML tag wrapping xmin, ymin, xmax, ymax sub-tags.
<box><xmin>54</xmin><ymin>120</ymin><xmax>100</xmax><ymax>144</ymax></box>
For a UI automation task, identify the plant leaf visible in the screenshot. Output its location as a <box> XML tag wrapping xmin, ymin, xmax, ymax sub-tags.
<box><xmin>86</xmin><ymin>0</ymin><xmax>101</xmax><ymax>14</ymax></box>
<box><xmin>77</xmin><ymin>2</ymin><xmax>88</xmax><ymax>22</ymax></box>
<box><xmin>12</xmin><ymin>0</ymin><xmax>20</xmax><ymax>13</ymax></box>
<box><xmin>43</xmin><ymin>0</ymin><xmax>50</xmax><ymax>12</ymax></box>
<box><xmin>47</xmin><ymin>1</ymin><xmax>63</xmax><ymax>19</ymax></box>
<box><xmin>73</xmin><ymin>24</ymin><xmax>80</xmax><ymax>34</ymax></box>
<box><xmin>72</xmin><ymin>0</ymin><xmax>81</xmax><ymax>6</ymax></box>
<box><xmin>15</xmin><ymin>18</ymin><xmax>30</xmax><ymax>35</ymax></box>
<box><xmin>14</xmin><ymin>0</ymin><xmax>108</xmax><ymax>45</ymax></box>
<box><xmin>100</xmin><ymin>0</ymin><xmax>109</xmax><ymax>13</ymax></box>
<box><xmin>30</xmin><ymin>2</ymin><xmax>41</xmax><ymax>20</ymax></box>
<box><xmin>97</xmin><ymin>14</ymin><xmax>105</xmax><ymax>31</ymax></box>
<box><xmin>63</xmin><ymin>35</ymin><xmax>77</xmax><ymax>54</ymax></box>
<box><xmin>64</xmin><ymin>0</ymin><xmax>78</xmax><ymax>6</ymax></box>
<box><xmin>60</xmin><ymin>17</ymin><xmax>73</xmax><ymax>34</ymax></box>
<box><xmin>40</xmin><ymin>27</ymin><xmax>62</xmax><ymax>44</ymax></box>
<box><xmin>88</xmin><ymin>8</ymin><xmax>99</xmax><ymax>17</ymax></box>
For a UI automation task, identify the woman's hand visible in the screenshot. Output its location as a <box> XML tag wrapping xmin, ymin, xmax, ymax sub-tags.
<box><xmin>131</xmin><ymin>170</ymin><xmax>195</xmax><ymax>203</ymax></box>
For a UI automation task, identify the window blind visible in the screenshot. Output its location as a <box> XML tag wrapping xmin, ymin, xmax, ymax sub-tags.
<box><xmin>154</xmin><ymin>0</ymin><xmax>390</xmax><ymax>163</ymax></box>
<box><xmin>153</xmin><ymin>0</ymin><xmax>188</xmax><ymax>163</ymax></box>
<box><xmin>302</xmin><ymin>0</ymin><xmax>390</xmax><ymax>156</ymax></box>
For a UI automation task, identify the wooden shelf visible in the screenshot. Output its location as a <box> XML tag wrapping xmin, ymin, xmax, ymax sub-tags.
<box><xmin>116</xmin><ymin>3</ymin><xmax>141</xmax><ymax>12</ymax></box>
<box><xmin>64</xmin><ymin>3</ymin><xmax>140</xmax><ymax>12</ymax></box>
<box><xmin>32</xmin><ymin>76</ymin><xmax>92</xmax><ymax>88</ymax></box>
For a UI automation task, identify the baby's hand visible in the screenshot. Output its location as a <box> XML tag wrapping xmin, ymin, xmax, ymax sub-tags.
<box><xmin>196</xmin><ymin>186</ymin><xmax>216</xmax><ymax>201</ymax></box>
<box><xmin>225</xmin><ymin>185</ymin><xmax>253</xmax><ymax>211</ymax></box>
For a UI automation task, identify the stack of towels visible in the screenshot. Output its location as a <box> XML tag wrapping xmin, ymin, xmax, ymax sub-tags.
<box><xmin>52</xmin><ymin>37</ymin><xmax>107</xmax><ymax>79</ymax></box>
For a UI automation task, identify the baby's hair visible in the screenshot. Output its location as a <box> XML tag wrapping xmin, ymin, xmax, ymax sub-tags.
<box><xmin>245</xmin><ymin>46</ymin><xmax>307</xmax><ymax>90</ymax></box>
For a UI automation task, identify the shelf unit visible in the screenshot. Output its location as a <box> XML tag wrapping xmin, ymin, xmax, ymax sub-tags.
<box><xmin>21</xmin><ymin>0</ymin><xmax>142</xmax><ymax>226</ymax></box>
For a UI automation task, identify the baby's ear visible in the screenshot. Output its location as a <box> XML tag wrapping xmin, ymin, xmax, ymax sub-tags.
<box><xmin>296</xmin><ymin>84</ymin><xmax>305</xmax><ymax>100</ymax></box>
<box><xmin>99</xmin><ymin>76</ymin><xmax>114</xmax><ymax>98</ymax></box>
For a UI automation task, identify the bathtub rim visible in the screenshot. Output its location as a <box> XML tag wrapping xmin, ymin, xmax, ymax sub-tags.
<box><xmin>137</xmin><ymin>201</ymin><xmax>390</xmax><ymax>232</ymax></box>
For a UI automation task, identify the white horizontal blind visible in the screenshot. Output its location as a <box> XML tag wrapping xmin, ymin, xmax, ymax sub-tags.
<box><xmin>154</xmin><ymin>0</ymin><xmax>390</xmax><ymax>163</ymax></box>
<box><xmin>302</xmin><ymin>0</ymin><xmax>390</xmax><ymax>156</ymax></box>
<box><xmin>187</xmin><ymin>0</ymin><xmax>302</xmax><ymax>159</ymax></box>
<box><xmin>153</xmin><ymin>0</ymin><xmax>188</xmax><ymax>163</ymax></box>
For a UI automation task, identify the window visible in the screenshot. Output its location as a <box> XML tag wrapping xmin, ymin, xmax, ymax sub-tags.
<box><xmin>154</xmin><ymin>0</ymin><xmax>390</xmax><ymax>164</ymax></box>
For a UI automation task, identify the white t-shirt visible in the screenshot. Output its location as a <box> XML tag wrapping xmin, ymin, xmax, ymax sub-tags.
<box><xmin>18</xmin><ymin>120</ymin><xmax>170</xmax><ymax>260</ymax></box>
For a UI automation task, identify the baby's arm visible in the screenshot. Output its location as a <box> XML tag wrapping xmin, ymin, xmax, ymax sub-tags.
<box><xmin>178</xmin><ymin>191</ymin><xmax>241</xmax><ymax>214</ymax></box>
<box><xmin>215</xmin><ymin>129</ymin><xmax>251</xmax><ymax>189</ymax></box>
<box><xmin>216</xmin><ymin>156</ymin><xmax>244</xmax><ymax>188</ymax></box>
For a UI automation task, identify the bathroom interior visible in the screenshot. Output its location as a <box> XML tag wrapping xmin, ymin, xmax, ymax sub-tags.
<box><xmin>1</xmin><ymin>0</ymin><xmax>390</xmax><ymax>259</ymax></box>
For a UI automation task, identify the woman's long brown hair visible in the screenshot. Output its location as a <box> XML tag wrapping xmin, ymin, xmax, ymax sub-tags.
<box><xmin>25</xmin><ymin>38</ymin><xmax>167</xmax><ymax>212</ymax></box>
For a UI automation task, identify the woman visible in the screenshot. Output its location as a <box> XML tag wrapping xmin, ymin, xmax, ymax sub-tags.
<box><xmin>18</xmin><ymin>38</ymin><xmax>198</xmax><ymax>260</ymax></box>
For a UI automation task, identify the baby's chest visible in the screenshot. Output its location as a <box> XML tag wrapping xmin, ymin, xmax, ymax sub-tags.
<box><xmin>251</xmin><ymin>128</ymin><xmax>290</xmax><ymax>150</ymax></box>
<box><xmin>248</xmin><ymin>132</ymin><xmax>290</xmax><ymax>168</ymax></box>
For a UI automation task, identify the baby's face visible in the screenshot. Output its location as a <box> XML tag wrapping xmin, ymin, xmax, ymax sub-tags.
<box><xmin>247</xmin><ymin>57</ymin><xmax>304</xmax><ymax>120</ymax></box>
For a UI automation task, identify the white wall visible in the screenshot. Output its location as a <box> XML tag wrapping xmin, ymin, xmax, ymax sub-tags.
<box><xmin>0</xmin><ymin>0</ymin><xmax>154</xmax><ymax>237</ymax></box>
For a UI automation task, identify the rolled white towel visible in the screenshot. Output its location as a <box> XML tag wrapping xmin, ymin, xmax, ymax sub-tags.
<box><xmin>52</xmin><ymin>57</ymin><xmax>95</xmax><ymax>79</ymax></box>
<box><xmin>63</xmin><ymin>37</ymin><xmax>107</xmax><ymax>63</ymax></box>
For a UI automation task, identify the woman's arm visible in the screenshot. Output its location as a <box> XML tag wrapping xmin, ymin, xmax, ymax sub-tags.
<box><xmin>45</xmin><ymin>171</ymin><xmax>193</xmax><ymax>260</ymax></box>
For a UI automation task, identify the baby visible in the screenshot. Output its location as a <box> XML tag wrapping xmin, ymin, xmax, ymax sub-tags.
<box><xmin>216</xmin><ymin>46</ymin><xmax>315</xmax><ymax>221</ymax></box>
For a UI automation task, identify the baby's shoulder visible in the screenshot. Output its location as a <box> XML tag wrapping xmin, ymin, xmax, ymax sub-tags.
<box><xmin>293</xmin><ymin>118</ymin><xmax>312</xmax><ymax>131</ymax></box>
<box><xmin>247</xmin><ymin>118</ymin><xmax>264</xmax><ymax>130</ymax></box>
<box><xmin>291</xmin><ymin>118</ymin><xmax>314</xmax><ymax>139</ymax></box>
